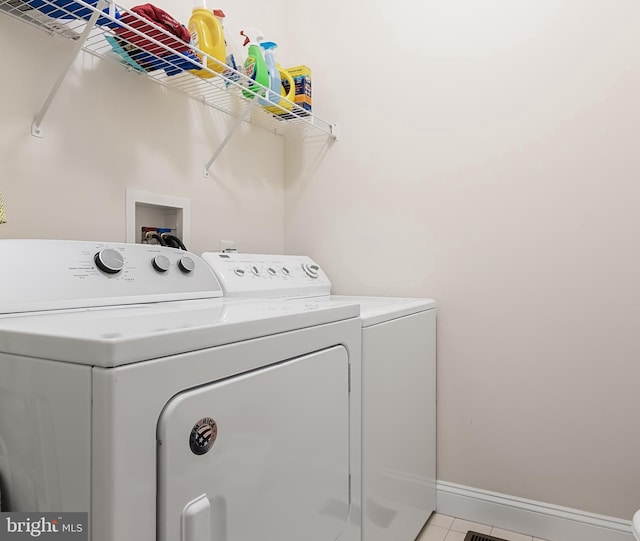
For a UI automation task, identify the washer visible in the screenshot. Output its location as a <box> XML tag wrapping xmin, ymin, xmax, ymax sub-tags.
<box><xmin>0</xmin><ymin>240</ymin><xmax>362</xmax><ymax>541</ymax></box>
<box><xmin>202</xmin><ymin>251</ymin><xmax>436</xmax><ymax>541</ymax></box>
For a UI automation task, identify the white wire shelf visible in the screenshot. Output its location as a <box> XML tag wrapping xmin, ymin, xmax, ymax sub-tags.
<box><xmin>0</xmin><ymin>0</ymin><xmax>337</xmax><ymax>171</ymax></box>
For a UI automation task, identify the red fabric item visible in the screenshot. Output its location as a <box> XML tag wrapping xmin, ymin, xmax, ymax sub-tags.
<box><xmin>115</xmin><ymin>3</ymin><xmax>190</xmax><ymax>57</ymax></box>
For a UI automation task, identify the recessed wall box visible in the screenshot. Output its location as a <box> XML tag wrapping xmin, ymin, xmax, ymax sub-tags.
<box><xmin>126</xmin><ymin>190</ymin><xmax>191</xmax><ymax>247</ymax></box>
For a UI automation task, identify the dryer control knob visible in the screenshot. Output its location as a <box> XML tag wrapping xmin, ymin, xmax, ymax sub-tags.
<box><xmin>178</xmin><ymin>256</ymin><xmax>196</xmax><ymax>274</ymax></box>
<box><xmin>152</xmin><ymin>254</ymin><xmax>171</xmax><ymax>273</ymax></box>
<box><xmin>94</xmin><ymin>248</ymin><xmax>124</xmax><ymax>274</ymax></box>
<box><xmin>301</xmin><ymin>263</ymin><xmax>320</xmax><ymax>279</ymax></box>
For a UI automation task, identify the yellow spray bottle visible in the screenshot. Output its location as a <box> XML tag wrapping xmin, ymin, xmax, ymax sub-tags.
<box><xmin>188</xmin><ymin>2</ymin><xmax>227</xmax><ymax>78</ymax></box>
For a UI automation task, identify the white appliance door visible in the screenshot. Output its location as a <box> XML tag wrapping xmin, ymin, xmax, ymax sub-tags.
<box><xmin>157</xmin><ymin>346</ymin><xmax>351</xmax><ymax>541</ymax></box>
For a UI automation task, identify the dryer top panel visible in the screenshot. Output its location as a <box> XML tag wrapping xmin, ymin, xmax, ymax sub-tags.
<box><xmin>0</xmin><ymin>296</ymin><xmax>359</xmax><ymax>367</ymax></box>
<box><xmin>0</xmin><ymin>239</ymin><xmax>223</xmax><ymax>314</ymax></box>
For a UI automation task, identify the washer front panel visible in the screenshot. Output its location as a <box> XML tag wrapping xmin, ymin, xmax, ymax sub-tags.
<box><xmin>361</xmin><ymin>310</ymin><xmax>436</xmax><ymax>541</ymax></box>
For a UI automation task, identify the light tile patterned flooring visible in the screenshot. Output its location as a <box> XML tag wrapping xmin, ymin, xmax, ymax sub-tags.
<box><xmin>417</xmin><ymin>513</ymin><xmax>552</xmax><ymax>541</ymax></box>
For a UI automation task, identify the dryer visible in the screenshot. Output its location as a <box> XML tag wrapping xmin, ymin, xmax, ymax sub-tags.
<box><xmin>201</xmin><ymin>252</ymin><xmax>436</xmax><ymax>541</ymax></box>
<box><xmin>0</xmin><ymin>240</ymin><xmax>362</xmax><ymax>541</ymax></box>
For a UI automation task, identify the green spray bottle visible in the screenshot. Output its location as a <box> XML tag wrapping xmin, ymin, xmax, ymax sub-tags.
<box><xmin>240</xmin><ymin>28</ymin><xmax>269</xmax><ymax>100</ymax></box>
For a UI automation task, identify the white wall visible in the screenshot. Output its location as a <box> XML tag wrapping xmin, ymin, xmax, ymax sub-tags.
<box><xmin>0</xmin><ymin>0</ymin><xmax>288</xmax><ymax>255</ymax></box>
<box><xmin>284</xmin><ymin>0</ymin><xmax>640</xmax><ymax>520</ymax></box>
<box><xmin>3</xmin><ymin>0</ymin><xmax>640</xmax><ymax>525</ymax></box>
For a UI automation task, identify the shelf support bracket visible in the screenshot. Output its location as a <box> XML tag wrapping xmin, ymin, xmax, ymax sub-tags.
<box><xmin>31</xmin><ymin>1</ymin><xmax>106</xmax><ymax>138</ymax></box>
<box><xmin>203</xmin><ymin>92</ymin><xmax>260</xmax><ymax>177</ymax></box>
<box><xmin>331</xmin><ymin>123</ymin><xmax>339</xmax><ymax>141</ymax></box>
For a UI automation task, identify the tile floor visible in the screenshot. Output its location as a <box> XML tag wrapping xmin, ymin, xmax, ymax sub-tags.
<box><xmin>417</xmin><ymin>513</ymin><xmax>552</xmax><ymax>541</ymax></box>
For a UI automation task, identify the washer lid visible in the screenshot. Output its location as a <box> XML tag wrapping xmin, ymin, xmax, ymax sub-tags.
<box><xmin>0</xmin><ymin>298</ymin><xmax>359</xmax><ymax>367</ymax></box>
<box><xmin>331</xmin><ymin>295</ymin><xmax>435</xmax><ymax>327</ymax></box>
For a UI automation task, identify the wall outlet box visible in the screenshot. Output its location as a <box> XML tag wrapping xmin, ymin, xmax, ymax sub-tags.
<box><xmin>125</xmin><ymin>190</ymin><xmax>190</xmax><ymax>247</ymax></box>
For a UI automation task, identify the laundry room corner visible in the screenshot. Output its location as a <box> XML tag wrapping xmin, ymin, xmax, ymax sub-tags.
<box><xmin>282</xmin><ymin>0</ymin><xmax>640</xmax><ymax>533</ymax></box>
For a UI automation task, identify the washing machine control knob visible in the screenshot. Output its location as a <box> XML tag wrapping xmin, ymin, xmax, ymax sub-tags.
<box><xmin>301</xmin><ymin>263</ymin><xmax>320</xmax><ymax>279</ymax></box>
<box><xmin>94</xmin><ymin>248</ymin><xmax>124</xmax><ymax>274</ymax></box>
<box><xmin>152</xmin><ymin>254</ymin><xmax>171</xmax><ymax>273</ymax></box>
<box><xmin>178</xmin><ymin>256</ymin><xmax>196</xmax><ymax>274</ymax></box>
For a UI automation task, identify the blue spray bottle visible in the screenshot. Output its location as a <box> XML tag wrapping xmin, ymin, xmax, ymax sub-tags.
<box><xmin>259</xmin><ymin>40</ymin><xmax>282</xmax><ymax>105</ymax></box>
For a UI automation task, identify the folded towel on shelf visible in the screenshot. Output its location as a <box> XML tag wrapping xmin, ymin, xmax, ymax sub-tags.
<box><xmin>0</xmin><ymin>191</ymin><xmax>7</xmax><ymax>224</ymax></box>
<box><xmin>115</xmin><ymin>3</ymin><xmax>191</xmax><ymax>58</ymax></box>
<box><xmin>106</xmin><ymin>34</ymin><xmax>200</xmax><ymax>76</ymax></box>
<box><xmin>110</xmin><ymin>3</ymin><xmax>197</xmax><ymax>75</ymax></box>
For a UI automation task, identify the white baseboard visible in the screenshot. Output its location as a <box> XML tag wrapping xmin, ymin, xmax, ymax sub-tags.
<box><xmin>436</xmin><ymin>481</ymin><xmax>634</xmax><ymax>541</ymax></box>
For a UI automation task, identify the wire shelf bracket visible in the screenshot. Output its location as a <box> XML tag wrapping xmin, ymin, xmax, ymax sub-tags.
<box><xmin>31</xmin><ymin>0</ymin><xmax>107</xmax><ymax>137</ymax></box>
<box><xmin>203</xmin><ymin>91</ymin><xmax>259</xmax><ymax>177</ymax></box>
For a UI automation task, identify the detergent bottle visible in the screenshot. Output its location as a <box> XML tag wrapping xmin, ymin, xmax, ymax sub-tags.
<box><xmin>220</xmin><ymin>15</ymin><xmax>243</xmax><ymax>87</ymax></box>
<box><xmin>240</xmin><ymin>28</ymin><xmax>269</xmax><ymax>99</ymax></box>
<box><xmin>188</xmin><ymin>1</ymin><xmax>227</xmax><ymax>78</ymax></box>
<box><xmin>263</xmin><ymin>66</ymin><xmax>295</xmax><ymax>115</ymax></box>
<box><xmin>259</xmin><ymin>41</ymin><xmax>281</xmax><ymax>104</ymax></box>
